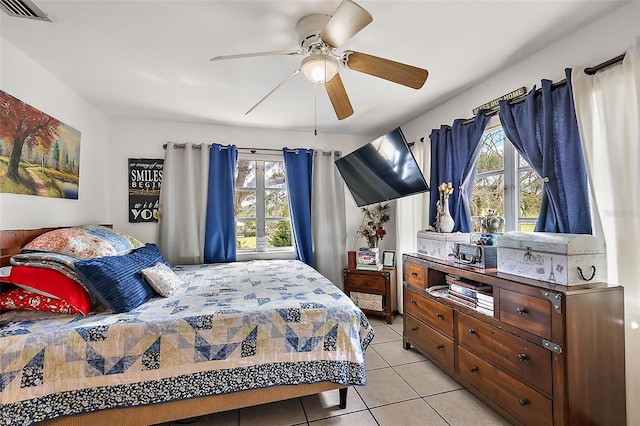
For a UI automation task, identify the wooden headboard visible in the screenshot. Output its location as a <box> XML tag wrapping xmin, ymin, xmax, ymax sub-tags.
<box><xmin>0</xmin><ymin>225</ymin><xmax>113</xmax><ymax>267</ymax></box>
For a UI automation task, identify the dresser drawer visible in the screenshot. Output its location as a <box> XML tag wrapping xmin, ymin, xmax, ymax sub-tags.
<box><xmin>345</xmin><ymin>272</ymin><xmax>386</xmax><ymax>293</ymax></box>
<box><xmin>499</xmin><ymin>289</ymin><xmax>552</xmax><ymax>340</ymax></box>
<box><xmin>458</xmin><ymin>347</ymin><xmax>552</xmax><ymax>426</ymax></box>
<box><xmin>404</xmin><ymin>261</ymin><xmax>426</xmax><ymax>288</ymax></box>
<box><xmin>405</xmin><ymin>314</ymin><xmax>454</xmax><ymax>372</ymax></box>
<box><xmin>405</xmin><ymin>288</ymin><xmax>453</xmax><ymax>337</ymax></box>
<box><xmin>457</xmin><ymin>313</ymin><xmax>552</xmax><ymax>396</ymax></box>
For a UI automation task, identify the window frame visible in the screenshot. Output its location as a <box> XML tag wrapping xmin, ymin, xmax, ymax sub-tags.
<box><xmin>471</xmin><ymin>117</ymin><xmax>541</xmax><ymax>232</ymax></box>
<box><xmin>235</xmin><ymin>153</ymin><xmax>295</xmax><ymax>261</ymax></box>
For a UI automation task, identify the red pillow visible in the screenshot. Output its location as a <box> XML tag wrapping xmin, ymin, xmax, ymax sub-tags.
<box><xmin>0</xmin><ymin>288</ymin><xmax>81</xmax><ymax>315</ymax></box>
<box><xmin>1</xmin><ymin>266</ymin><xmax>91</xmax><ymax>315</ymax></box>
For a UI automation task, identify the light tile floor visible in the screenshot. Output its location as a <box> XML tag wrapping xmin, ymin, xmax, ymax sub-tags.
<box><xmin>161</xmin><ymin>315</ymin><xmax>511</xmax><ymax>426</ymax></box>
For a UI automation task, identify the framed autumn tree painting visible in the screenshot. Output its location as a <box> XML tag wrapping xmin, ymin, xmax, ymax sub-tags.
<box><xmin>0</xmin><ymin>90</ymin><xmax>81</xmax><ymax>199</ymax></box>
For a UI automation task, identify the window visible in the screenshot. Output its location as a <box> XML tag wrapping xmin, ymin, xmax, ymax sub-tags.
<box><xmin>234</xmin><ymin>156</ymin><xmax>293</xmax><ymax>254</ymax></box>
<box><xmin>470</xmin><ymin>119</ymin><xmax>542</xmax><ymax>232</ymax></box>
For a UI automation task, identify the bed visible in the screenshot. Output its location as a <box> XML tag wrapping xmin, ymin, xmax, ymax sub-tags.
<box><xmin>0</xmin><ymin>226</ymin><xmax>374</xmax><ymax>425</ymax></box>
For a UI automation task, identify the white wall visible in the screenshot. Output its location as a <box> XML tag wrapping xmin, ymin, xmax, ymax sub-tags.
<box><xmin>401</xmin><ymin>3</ymin><xmax>640</xmax><ymax>423</ymax></box>
<box><xmin>108</xmin><ymin>117</ymin><xmax>372</xmax><ymax>246</ymax></box>
<box><xmin>403</xmin><ymin>2</ymin><xmax>640</xmax><ymax>138</ymax></box>
<box><xmin>0</xmin><ymin>38</ymin><xmax>111</xmax><ymax>230</ymax></box>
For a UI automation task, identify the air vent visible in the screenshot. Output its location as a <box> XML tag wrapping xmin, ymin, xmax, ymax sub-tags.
<box><xmin>1</xmin><ymin>0</ymin><xmax>51</xmax><ymax>21</ymax></box>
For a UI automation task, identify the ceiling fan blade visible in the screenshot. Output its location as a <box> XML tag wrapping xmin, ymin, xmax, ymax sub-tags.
<box><xmin>210</xmin><ymin>50</ymin><xmax>303</xmax><ymax>61</ymax></box>
<box><xmin>245</xmin><ymin>70</ymin><xmax>301</xmax><ymax>115</ymax></box>
<box><xmin>325</xmin><ymin>73</ymin><xmax>354</xmax><ymax>120</ymax></box>
<box><xmin>320</xmin><ymin>0</ymin><xmax>373</xmax><ymax>48</ymax></box>
<box><xmin>342</xmin><ymin>51</ymin><xmax>428</xmax><ymax>89</ymax></box>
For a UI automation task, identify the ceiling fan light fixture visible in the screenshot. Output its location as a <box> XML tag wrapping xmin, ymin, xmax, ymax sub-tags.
<box><xmin>301</xmin><ymin>54</ymin><xmax>339</xmax><ymax>84</ymax></box>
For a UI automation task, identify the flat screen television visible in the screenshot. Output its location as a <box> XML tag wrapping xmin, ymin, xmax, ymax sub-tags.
<box><xmin>335</xmin><ymin>127</ymin><xmax>429</xmax><ymax>207</ymax></box>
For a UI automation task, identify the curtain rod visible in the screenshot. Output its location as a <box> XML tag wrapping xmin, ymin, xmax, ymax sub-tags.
<box><xmin>163</xmin><ymin>143</ymin><xmax>284</xmax><ymax>152</ymax></box>
<box><xmin>411</xmin><ymin>51</ymin><xmax>627</xmax><ymax>142</ymax></box>
<box><xmin>162</xmin><ymin>143</ymin><xmax>339</xmax><ymax>156</ymax></box>
<box><xmin>453</xmin><ymin>52</ymin><xmax>627</xmax><ymax>127</ymax></box>
<box><xmin>584</xmin><ymin>53</ymin><xmax>626</xmax><ymax>75</ymax></box>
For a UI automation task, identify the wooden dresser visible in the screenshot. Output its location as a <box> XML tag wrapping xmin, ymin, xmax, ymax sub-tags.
<box><xmin>344</xmin><ymin>267</ymin><xmax>397</xmax><ymax>324</ymax></box>
<box><xmin>403</xmin><ymin>253</ymin><xmax>626</xmax><ymax>425</ymax></box>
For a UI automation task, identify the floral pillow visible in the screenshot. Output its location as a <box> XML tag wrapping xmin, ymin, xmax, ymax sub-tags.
<box><xmin>0</xmin><ymin>265</ymin><xmax>92</xmax><ymax>315</ymax></box>
<box><xmin>22</xmin><ymin>225</ymin><xmax>144</xmax><ymax>259</ymax></box>
<box><xmin>0</xmin><ymin>288</ymin><xmax>82</xmax><ymax>315</ymax></box>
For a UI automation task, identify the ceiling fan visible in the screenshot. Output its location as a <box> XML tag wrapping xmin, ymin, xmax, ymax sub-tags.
<box><xmin>210</xmin><ymin>0</ymin><xmax>429</xmax><ymax>121</ymax></box>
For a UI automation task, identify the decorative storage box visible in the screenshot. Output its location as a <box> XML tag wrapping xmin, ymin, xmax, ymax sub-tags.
<box><xmin>454</xmin><ymin>243</ymin><xmax>498</xmax><ymax>269</ymax></box>
<box><xmin>349</xmin><ymin>291</ymin><xmax>384</xmax><ymax>311</ymax></box>
<box><xmin>470</xmin><ymin>232</ymin><xmax>501</xmax><ymax>246</ymax></box>
<box><xmin>417</xmin><ymin>231</ymin><xmax>470</xmax><ymax>261</ymax></box>
<box><xmin>497</xmin><ymin>231</ymin><xmax>607</xmax><ymax>285</ymax></box>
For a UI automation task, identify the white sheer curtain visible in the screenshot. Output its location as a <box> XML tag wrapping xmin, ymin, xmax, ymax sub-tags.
<box><xmin>312</xmin><ymin>150</ymin><xmax>346</xmax><ymax>289</ymax></box>
<box><xmin>395</xmin><ymin>140</ymin><xmax>431</xmax><ymax>313</ymax></box>
<box><xmin>157</xmin><ymin>143</ymin><xmax>210</xmax><ymax>265</ymax></box>
<box><xmin>572</xmin><ymin>37</ymin><xmax>640</xmax><ymax>424</ymax></box>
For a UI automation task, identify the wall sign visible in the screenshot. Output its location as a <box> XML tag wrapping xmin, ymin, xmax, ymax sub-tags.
<box><xmin>472</xmin><ymin>87</ymin><xmax>526</xmax><ymax>115</ymax></box>
<box><xmin>128</xmin><ymin>158</ymin><xmax>163</xmax><ymax>223</ymax></box>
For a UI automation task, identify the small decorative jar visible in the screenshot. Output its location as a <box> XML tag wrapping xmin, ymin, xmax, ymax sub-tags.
<box><xmin>480</xmin><ymin>209</ymin><xmax>505</xmax><ymax>234</ymax></box>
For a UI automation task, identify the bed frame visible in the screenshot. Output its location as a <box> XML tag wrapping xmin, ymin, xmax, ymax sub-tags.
<box><xmin>0</xmin><ymin>226</ymin><xmax>348</xmax><ymax>425</ymax></box>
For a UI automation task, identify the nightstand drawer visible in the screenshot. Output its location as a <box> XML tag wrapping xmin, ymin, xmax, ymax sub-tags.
<box><xmin>404</xmin><ymin>261</ymin><xmax>425</xmax><ymax>288</ymax></box>
<box><xmin>405</xmin><ymin>287</ymin><xmax>453</xmax><ymax>337</ymax></box>
<box><xmin>459</xmin><ymin>347</ymin><xmax>552</xmax><ymax>426</ymax></box>
<box><xmin>345</xmin><ymin>272</ymin><xmax>385</xmax><ymax>293</ymax></box>
<box><xmin>405</xmin><ymin>314</ymin><xmax>454</xmax><ymax>372</ymax></box>
<box><xmin>499</xmin><ymin>289</ymin><xmax>552</xmax><ymax>340</ymax></box>
<box><xmin>457</xmin><ymin>313</ymin><xmax>552</xmax><ymax>396</ymax></box>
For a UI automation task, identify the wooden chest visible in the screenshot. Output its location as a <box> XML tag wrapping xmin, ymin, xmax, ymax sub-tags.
<box><xmin>497</xmin><ymin>231</ymin><xmax>606</xmax><ymax>285</ymax></box>
<box><xmin>416</xmin><ymin>231</ymin><xmax>470</xmax><ymax>261</ymax></box>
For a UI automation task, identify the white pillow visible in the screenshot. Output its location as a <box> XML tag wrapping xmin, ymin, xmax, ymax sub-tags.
<box><xmin>141</xmin><ymin>262</ymin><xmax>183</xmax><ymax>297</ymax></box>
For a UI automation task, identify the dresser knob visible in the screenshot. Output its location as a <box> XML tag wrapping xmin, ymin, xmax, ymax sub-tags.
<box><xmin>468</xmin><ymin>329</ymin><xmax>476</xmax><ymax>335</ymax></box>
<box><xmin>411</xmin><ymin>326</ymin><xmax>418</xmax><ymax>332</ymax></box>
<box><xmin>469</xmin><ymin>366</ymin><xmax>478</xmax><ymax>373</ymax></box>
<box><xmin>436</xmin><ymin>344</ymin><xmax>445</xmax><ymax>350</ymax></box>
<box><xmin>410</xmin><ymin>299</ymin><xmax>417</xmax><ymax>305</ymax></box>
<box><xmin>517</xmin><ymin>353</ymin><xmax>528</xmax><ymax>361</ymax></box>
<box><xmin>519</xmin><ymin>398</ymin><xmax>529</xmax><ymax>406</ymax></box>
<box><xmin>516</xmin><ymin>307</ymin><xmax>528</xmax><ymax>315</ymax></box>
<box><xmin>411</xmin><ymin>272</ymin><xmax>418</xmax><ymax>277</ymax></box>
<box><xmin>435</xmin><ymin>312</ymin><xmax>443</xmax><ymax>319</ymax></box>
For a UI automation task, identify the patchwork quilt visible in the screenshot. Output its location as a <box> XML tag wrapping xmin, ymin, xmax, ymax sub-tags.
<box><xmin>0</xmin><ymin>260</ymin><xmax>374</xmax><ymax>425</ymax></box>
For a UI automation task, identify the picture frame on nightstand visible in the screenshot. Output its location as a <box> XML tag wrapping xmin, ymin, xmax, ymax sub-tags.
<box><xmin>382</xmin><ymin>250</ymin><xmax>396</xmax><ymax>268</ymax></box>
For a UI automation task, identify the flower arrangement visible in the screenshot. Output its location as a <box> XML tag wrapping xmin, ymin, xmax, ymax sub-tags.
<box><xmin>438</xmin><ymin>182</ymin><xmax>454</xmax><ymax>200</ymax></box>
<box><xmin>358</xmin><ymin>203</ymin><xmax>390</xmax><ymax>248</ymax></box>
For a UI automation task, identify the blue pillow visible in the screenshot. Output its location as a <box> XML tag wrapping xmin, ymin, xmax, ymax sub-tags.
<box><xmin>75</xmin><ymin>244</ymin><xmax>170</xmax><ymax>313</ymax></box>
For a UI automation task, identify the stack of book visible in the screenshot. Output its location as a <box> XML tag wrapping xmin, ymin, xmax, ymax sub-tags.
<box><xmin>356</xmin><ymin>248</ymin><xmax>383</xmax><ymax>271</ymax></box>
<box><xmin>446</xmin><ymin>274</ymin><xmax>494</xmax><ymax>316</ymax></box>
<box><xmin>475</xmin><ymin>292</ymin><xmax>494</xmax><ymax>316</ymax></box>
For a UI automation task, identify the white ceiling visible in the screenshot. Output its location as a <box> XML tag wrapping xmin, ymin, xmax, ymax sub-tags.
<box><xmin>0</xmin><ymin>0</ymin><xmax>628</xmax><ymax>137</ymax></box>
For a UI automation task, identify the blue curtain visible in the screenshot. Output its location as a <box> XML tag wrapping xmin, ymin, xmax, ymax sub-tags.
<box><xmin>499</xmin><ymin>70</ymin><xmax>591</xmax><ymax>234</ymax></box>
<box><xmin>429</xmin><ymin>113</ymin><xmax>489</xmax><ymax>232</ymax></box>
<box><xmin>204</xmin><ymin>144</ymin><xmax>238</xmax><ymax>263</ymax></box>
<box><xmin>283</xmin><ymin>147</ymin><xmax>314</xmax><ymax>266</ymax></box>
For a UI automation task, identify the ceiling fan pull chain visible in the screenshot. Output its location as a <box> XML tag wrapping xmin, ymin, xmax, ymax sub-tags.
<box><xmin>314</xmin><ymin>87</ymin><xmax>318</xmax><ymax>136</ymax></box>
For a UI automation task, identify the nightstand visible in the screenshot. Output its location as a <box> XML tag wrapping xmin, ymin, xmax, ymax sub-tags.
<box><xmin>343</xmin><ymin>267</ymin><xmax>397</xmax><ymax>324</ymax></box>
